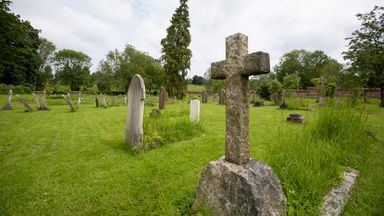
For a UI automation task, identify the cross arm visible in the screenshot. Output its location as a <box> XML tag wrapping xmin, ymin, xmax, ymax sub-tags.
<box><xmin>242</xmin><ymin>51</ymin><xmax>270</xmax><ymax>77</ymax></box>
<box><xmin>211</xmin><ymin>60</ymin><xmax>227</xmax><ymax>79</ymax></box>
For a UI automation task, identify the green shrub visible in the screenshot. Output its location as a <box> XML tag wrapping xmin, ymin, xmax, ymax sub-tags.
<box><xmin>12</xmin><ymin>85</ymin><xmax>32</xmax><ymax>94</ymax></box>
<box><xmin>0</xmin><ymin>83</ymin><xmax>8</xmax><ymax>94</ymax></box>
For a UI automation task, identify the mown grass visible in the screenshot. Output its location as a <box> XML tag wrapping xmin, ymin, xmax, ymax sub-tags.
<box><xmin>0</xmin><ymin>95</ymin><xmax>383</xmax><ymax>215</ymax></box>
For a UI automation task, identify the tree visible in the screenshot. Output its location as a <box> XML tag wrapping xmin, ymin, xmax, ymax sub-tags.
<box><xmin>161</xmin><ymin>0</ymin><xmax>192</xmax><ymax>98</ymax></box>
<box><xmin>54</xmin><ymin>49</ymin><xmax>91</xmax><ymax>90</ymax></box>
<box><xmin>191</xmin><ymin>75</ymin><xmax>205</xmax><ymax>85</ymax></box>
<box><xmin>98</xmin><ymin>45</ymin><xmax>164</xmax><ymax>92</ymax></box>
<box><xmin>36</xmin><ymin>38</ymin><xmax>55</xmax><ymax>90</ymax></box>
<box><xmin>274</xmin><ymin>49</ymin><xmax>342</xmax><ymax>88</ymax></box>
<box><xmin>283</xmin><ymin>73</ymin><xmax>301</xmax><ymax>89</ymax></box>
<box><xmin>0</xmin><ymin>0</ymin><xmax>41</xmax><ymax>87</ymax></box>
<box><xmin>343</xmin><ymin>6</ymin><xmax>384</xmax><ymax>106</ymax></box>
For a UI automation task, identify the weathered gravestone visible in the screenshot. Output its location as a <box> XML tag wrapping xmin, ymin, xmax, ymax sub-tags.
<box><xmin>218</xmin><ymin>89</ymin><xmax>226</xmax><ymax>105</ymax></box>
<box><xmin>62</xmin><ymin>94</ymin><xmax>75</xmax><ymax>112</ymax></box>
<box><xmin>39</xmin><ymin>90</ymin><xmax>49</xmax><ymax>110</ymax></box>
<box><xmin>126</xmin><ymin>74</ymin><xmax>146</xmax><ymax>149</ymax></box>
<box><xmin>202</xmin><ymin>90</ymin><xmax>208</xmax><ymax>103</ymax></box>
<box><xmin>194</xmin><ymin>33</ymin><xmax>286</xmax><ymax>215</ymax></box>
<box><xmin>319</xmin><ymin>76</ymin><xmax>327</xmax><ymax>106</ymax></box>
<box><xmin>190</xmin><ymin>99</ymin><xmax>200</xmax><ymax>122</ymax></box>
<box><xmin>16</xmin><ymin>94</ymin><xmax>33</xmax><ymax>112</ymax></box>
<box><xmin>33</xmin><ymin>93</ymin><xmax>41</xmax><ymax>110</ymax></box>
<box><xmin>101</xmin><ymin>94</ymin><xmax>109</xmax><ymax>108</ymax></box>
<box><xmin>159</xmin><ymin>87</ymin><xmax>166</xmax><ymax>110</ymax></box>
<box><xmin>77</xmin><ymin>92</ymin><xmax>82</xmax><ymax>108</ymax></box>
<box><xmin>2</xmin><ymin>89</ymin><xmax>12</xmax><ymax>110</ymax></box>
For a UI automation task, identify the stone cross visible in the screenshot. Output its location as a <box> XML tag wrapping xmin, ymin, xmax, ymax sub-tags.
<box><xmin>126</xmin><ymin>74</ymin><xmax>146</xmax><ymax>149</ymax></box>
<box><xmin>211</xmin><ymin>33</ymin><xmax>270</xmax><ymax>165</ymax></box>
<box><xmin>190</xmin><ymin>99</ymin><xmax>200</xmax><ymax>122</ymax></box>
<box><xmin>159</xmin><ymin>87</ymin><xmax>166</xmax><ymax>110</ymax></box>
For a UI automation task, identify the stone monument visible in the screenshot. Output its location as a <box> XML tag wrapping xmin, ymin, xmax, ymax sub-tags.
<box><xmin>2</xmin><ymin>89</ymin><xmax>12</xmax><ymax>110</ymax></box>
<box><xmin>39</xmin><ymin>90</ymin><xmax>49</xmax><ymax>110</ymax></box>
<box><xmin>33</xmin><ymin>93</ymin><xmax>41</xmax><ymax>110</ymax></box>
<box><xmin>202</xmin><ymin>90</ymin><xmax>208</xmax><ymax>103</ymax></box>
<box><xmin>126</xmin><ymin>74</ymin><xmax>146</xmax><ymax>149</ymax></box>
<box><xmin>159</xmin><ymin>87</ymin><xmax>166</xmax><ymax>110</ymax></box>
<box><xmin>218</xmin><ymin>89</ymin><xmax>226</xmax><ymax>105</ymax></box>
<box><xmin>62</xmin><ymin>94</ymin><xmax>75</xmax><ymax>112</ymax></box>
<box><xmin>194</xmin><ymin>33</ymin><xmax>286</xmax><ymax>215</ymax></box>
<box><xmin>190</xmin><ymin>99</ymin><xmax>200</xmax><ymax>122</ymax></box>
<box><xmin>16</xmin><ymin>94</ymin><xmax>33</xmax><ymax>112</ymax></box>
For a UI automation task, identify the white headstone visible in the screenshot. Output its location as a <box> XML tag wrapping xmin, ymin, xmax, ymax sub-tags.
<box><xmin>190</xmin><ymin>99</ymin><xmax>200</xmax><ymax>122</ymax></box>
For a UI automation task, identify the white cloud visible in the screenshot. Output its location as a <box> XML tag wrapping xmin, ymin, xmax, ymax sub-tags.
<box><xmin>11</xmin><ymin>0</ymin><xmax>383</xmax><ymax>77</ymax></box>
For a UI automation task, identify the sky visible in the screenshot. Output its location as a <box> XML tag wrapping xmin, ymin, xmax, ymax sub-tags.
<box><xmin>11</xmin><ymin>0</ymin><xmax>384</xmax><ymax>78</ymax></box>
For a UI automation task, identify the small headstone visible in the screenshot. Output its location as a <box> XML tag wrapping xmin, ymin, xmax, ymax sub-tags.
<box><xmin>159</xmin><ymin>87</ymin><xmax>166</xmax><ymax>110</ymax></box>
<box><xmin>286</xmin><ymin>113</ymin><xmax>305</xmax><ymax>123</ymax></box>
<box><xmin>62</xmin><ymin>94</ymin><xmax>75</xmax><ymax>112</ymax></box>
<box><xmin>124</xmin><ymin>94</ymin><xmax>127</xmax><ymax>105</ymax></box>
<box><xmin>126</xmin><ymin>74</ymin><xmax>146</xmax><ymax>149</ymax></box>
<box><xmin>2</xmin><ymin>89</ymin><xmax>12</xmax><ymax>110</ymax></box>
<box><xmin>189</xmin><ymin>99</ymin><xmax>200</xmax><ymax>122</ymax></box>
<box><xmin>39</xmin><ymin>90</ymin><xmax>49</xmax><ymax>110</ymax></box>
<box><xmin>149</xmin><ymin>108</ymin><xmax>161</xmax><ymax>117</ymax></box>
<box><xmin>254</xmin><ymin>101</ymin><xmax>265</xmax><ymax>107</ymax></box>
<box><xmin>202</xmin><ymin>90</ymin><xmax>208</xmax><ymax>103</ymax></box>
<box><xmin>16</xmin><ymin>94</ymin><xmax>33</xmax><ymax>112</ymax></box>
<box><xmin>194</xmin><ymin>33</ymin><xmax>286</xmax><ymax>215</ymax></box>
<box><xmin>218</xmin><ymin>89</ymin><xmax>225</xmax><ymax>105</ymax></box>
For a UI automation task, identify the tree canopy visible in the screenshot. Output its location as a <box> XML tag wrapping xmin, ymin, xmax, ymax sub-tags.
<box><xmin>161</xmin><ymin>0</ymin><xmax>192</xmax><ymax>98</ymax></box>
<box><xmin>274</xmin><ymin>49</ymin><xmax>342</xmax><ymax>88</ymax></box>
<box><xmin>54</xmin><ymin>49</ymin><xmax>91</xmax><ymax>91</ymax></box>
<box><xmin>343</xmin><ymin>6</ymin><xmax>384</xmax><ymax>106</ymax></box>
<box><xmin>0</xmin><ymin>0</ymin><xmax>41</xmax><ymax>88</ymax></box>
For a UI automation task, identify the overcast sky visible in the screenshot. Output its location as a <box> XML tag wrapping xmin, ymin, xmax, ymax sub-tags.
<box><xmin>11</xmin><ymin>0</ymin><xmax>383</xmax><ymax>78</ymax></box>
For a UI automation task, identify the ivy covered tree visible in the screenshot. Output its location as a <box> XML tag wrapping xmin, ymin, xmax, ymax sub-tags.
<box><xmin>0</xmin><ymin>0</ymin><xmax>41</xmax><ymax>87</ymax></box>
<box><xmin>36</xmin><ymin>38</ymin><xmax>55</xmax><ymax>90</ymax></box>
<box><xmin>161</xmin><ymin>0</ymin><xmax>192</xmax><ymax>98</ymax></box>
<box><xmin>343</xmin><ymin>6</ymin><xmax>384</xmax><ymax>106</ymax></box>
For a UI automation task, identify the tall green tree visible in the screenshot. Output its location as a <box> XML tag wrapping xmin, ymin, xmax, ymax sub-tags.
<box><xmin>343</xmin><ymin>6</ymin><xmax>384</xmax><ymax>106</ymax></box>
<box><xmin>36</xmin><ymin>38</ymin><xmax>55</xmax><ymax>90</ymax></box>
<box><xmin>54</xmin><ymin>49</ymin><xmax>91</xmax><ymax>91</ymax></box>
<box><xmin>274</xmin><ymin>49</ymin><xmax>342</xmax><ymax>88</ymax></box>
<box><xmin>0</xmin><ymin>0</ymin><xmax>41</xmax><ymax>87</ymax></box>
<box><xmin>161</xmin><ymin>0</ymin><xmax>192</xmax><ymax>98</ymax></box>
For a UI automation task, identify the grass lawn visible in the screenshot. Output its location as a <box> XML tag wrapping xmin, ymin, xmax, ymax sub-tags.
<box><xmin>0</xmin><ymin>95</ymin><xmax>383</xmax><ymax>215</ymax></box>
<box><xmin>187</xmin><ymin>84</ymin><xmax>205</xmax><ymax>92</ymax></box>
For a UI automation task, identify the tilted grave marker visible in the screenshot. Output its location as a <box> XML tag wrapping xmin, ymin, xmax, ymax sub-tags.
<box><xmin>16</xmin><ymin>94</ymin><xmax>33</xmax><ymax>112</ymax></box>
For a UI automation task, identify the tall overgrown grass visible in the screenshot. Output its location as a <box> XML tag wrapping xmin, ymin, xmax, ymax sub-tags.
<box><xmin>141</xmin><ymin>108</ymin><xmax>204</xmax><ymax>150</ymax></box>
<box><xmin>265</xmin><ymin>103</ymin><xmax>373</xmax><ymax>215</ymax></box>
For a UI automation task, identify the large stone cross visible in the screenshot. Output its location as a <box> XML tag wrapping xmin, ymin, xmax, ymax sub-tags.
<box><xmin>211</xmin><ymin>33</ymin><xmax>270</xmax><ymax>165</ymax></box>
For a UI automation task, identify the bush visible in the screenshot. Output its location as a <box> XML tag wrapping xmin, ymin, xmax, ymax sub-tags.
<box><xmin>12</xmin><ymin>85</ymin><xmax>32</xmax><ymax>94</ymax></box>
<box><xmin>0</xmin><ymin>83</ymin><xmax>8</xmax><ymax>94</ymax></box>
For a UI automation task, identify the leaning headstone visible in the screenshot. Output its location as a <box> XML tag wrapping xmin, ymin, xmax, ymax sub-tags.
<box><xmin>33</xmin><ymin>93</ymin><xmax>41</xmax><ymax>110</ymax></box>
<box><xmin>39</xmin><ymin>90</ymin><xmax>49</xmax><ymax>110</ymax></box>
<box><xmin>194</xmin><ymin>33</ymin><xmax>286</xmax><ymax>215</ymax></box>
<box><xmin>101</xmin><ymin>94</ymin><xmax>109</xmax><ymax>108</ymax></box>
<box><xmin>2</xmin><ymin>89</ymin><xmax>12</xmax><ymax>110</ymax></box>
<box><xmin>319</xmin><ymin>76</ymin><xmax>327</xmax><ymax>106</ymax></box>
<box><xmin>62</xmin><ymin>94</ymin><xmax>75</xmax><ymax>112</ymax></box>
<box><xmin>126</xmin><ymin>74</ymin><xmax>146</xmax><ymax>149</ymax></box>
<box><xmin>202</xmin><ymin>90</ymin><xmax>208</xmax><ymax>103</ymax></box>
<box><xmin>218</xmin><ymin>89</ymin><xmax>226</xmax><ymax>105</ymax></box>
<box><xmin>16</xmin><ymin>94</ymin><xmax>33</xmax><ymax>112</ymax></box>
<box><xmin>190</xmin><ymin>99</ymin><xmax>200</xmax><ymax>122</ymax></box>
<box><xmin>159</xmin><ymin>87</ymin><xmax>166</xmax><ymax>110</ymax></box>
